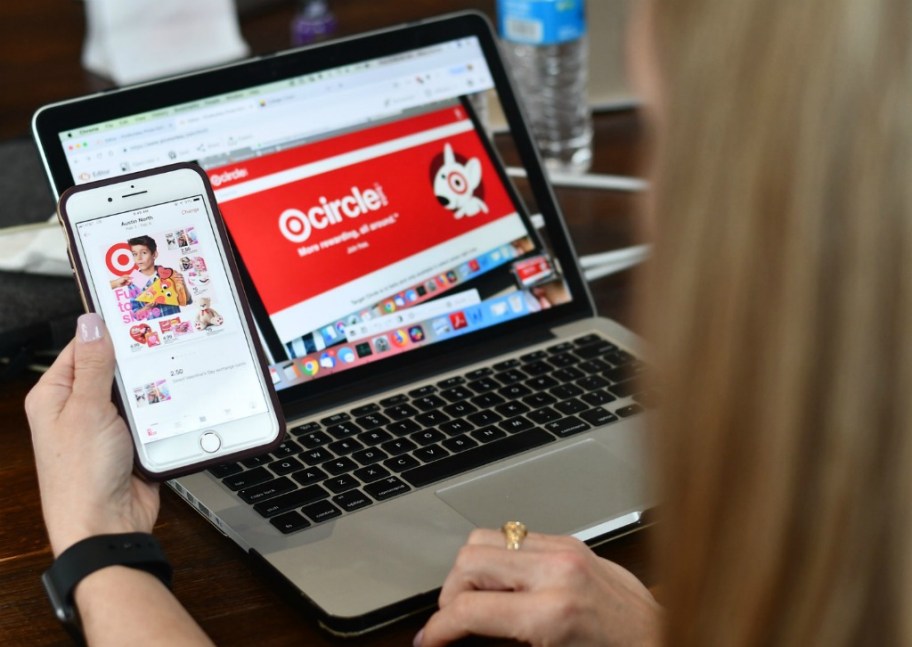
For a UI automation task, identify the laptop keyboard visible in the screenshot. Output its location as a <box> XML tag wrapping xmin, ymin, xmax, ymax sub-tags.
<box><xmin>206</xmin><ymin>333</ymin><xmax>648</xmax><ymax>534</ymax></box>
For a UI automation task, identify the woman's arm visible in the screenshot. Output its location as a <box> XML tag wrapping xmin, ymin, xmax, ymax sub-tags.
<box><xmin>25</xmin><ymin>313</ymin><xmax>212</xmax><ymax>646</ymax></box>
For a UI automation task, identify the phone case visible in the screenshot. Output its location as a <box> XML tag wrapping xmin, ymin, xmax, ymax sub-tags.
<box><xmin>57</xmin><ymin>162</ymin><xmax>286</xmax><ymax>481</ymax></box>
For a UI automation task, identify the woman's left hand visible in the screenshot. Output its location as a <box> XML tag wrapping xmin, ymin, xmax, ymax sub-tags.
<box><xmin>415</xmin><ymin>529</ymin><xmax>662</xmax><ymax>647</ymax></box>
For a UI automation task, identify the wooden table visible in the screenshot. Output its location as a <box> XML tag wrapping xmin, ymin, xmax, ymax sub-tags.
<box><xmin>0</xmin><ymin>2</ymin><xmax>652</xmax><ymax>644</ymax></box>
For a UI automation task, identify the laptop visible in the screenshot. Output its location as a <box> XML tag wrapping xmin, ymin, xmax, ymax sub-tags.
<box><xmin>33</xmin><ymin>11</ymin><xmax>653</xmax><ymax>636</ymax></box>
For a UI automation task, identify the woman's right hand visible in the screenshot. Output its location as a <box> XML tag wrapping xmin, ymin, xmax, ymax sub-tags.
<box><xmin>25</xmin><ymin>313</ymin><xmax>160</xmax><ymax>557</ymax></box>
<box><xmin>416</xmin><ymin>529</ymin><xmax>662</xmax><ymax>647</ymax></box>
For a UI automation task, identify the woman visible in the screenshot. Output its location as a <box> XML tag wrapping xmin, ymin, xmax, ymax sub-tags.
<box><xmin>26</xmin><ymin>0</ymin><xmax>912</xmax><ymax>644</ymax></box>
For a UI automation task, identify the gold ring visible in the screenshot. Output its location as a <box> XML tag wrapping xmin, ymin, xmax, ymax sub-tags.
<box><xmin>501</xmin><ymin>521</ymin><xmax>528</xmax><ymax>550</ymax></box>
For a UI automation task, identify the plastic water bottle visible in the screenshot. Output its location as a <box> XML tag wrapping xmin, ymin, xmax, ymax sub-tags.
<box><xmin>497</xmin><ymin>0</ymin><xmax>592</xmax><ymax>173</ymax></box>
<box><xmin>291</xmin><ymin>0</ymin><xmax>337</xmax><ymax>47</ymax></box>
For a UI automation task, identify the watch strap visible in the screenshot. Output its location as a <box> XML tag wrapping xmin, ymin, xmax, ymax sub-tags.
<box><xmin>42</xmin><ymin>533</ymin><xmax>172</xmax><ymax>638</ymax></box>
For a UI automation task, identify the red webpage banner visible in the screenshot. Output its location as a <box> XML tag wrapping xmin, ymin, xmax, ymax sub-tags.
<box><xmin>213</xmin><ymin>109</ymin><xmax>520</xmax><ymax>316</ymax></box>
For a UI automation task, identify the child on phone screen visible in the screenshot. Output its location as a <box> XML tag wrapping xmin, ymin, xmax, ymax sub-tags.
<box><xmin>109</xmin><ymin>235</ymin><xmax>189</xmax><ymax>320</ymax></box>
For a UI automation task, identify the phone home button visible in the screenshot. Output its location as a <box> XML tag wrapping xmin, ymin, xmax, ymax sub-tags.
<box><xmin>199</xmin><ymin>431</ymin><xmax>222</xmax><ymax>454</ymax></box>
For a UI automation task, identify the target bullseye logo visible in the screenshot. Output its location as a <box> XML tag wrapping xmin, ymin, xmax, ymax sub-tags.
<box><xmin>105</xmin><ymin>243</ymin><xmax>136</xmax><ymax>275</ymax></box>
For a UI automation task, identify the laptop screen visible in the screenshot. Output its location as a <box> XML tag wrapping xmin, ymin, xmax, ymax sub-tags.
<box><xmin>44</xmin><ymin>23</ymin><xmax>589</xmax><ymax>397</ymax></box>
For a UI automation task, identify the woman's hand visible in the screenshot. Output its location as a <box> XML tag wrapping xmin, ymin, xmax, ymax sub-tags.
<box><xmin>416</xmin><ymin>529</ymin><xmax>662</xmax><ymax>647</ymax></box>
<box><xmin>25</xmin><ymin>313</ymin><xmax>160</xmax><ymax>557</ymax></box>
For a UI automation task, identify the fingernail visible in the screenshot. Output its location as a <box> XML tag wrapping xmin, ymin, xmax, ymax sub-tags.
<box><xmin>412</xmin><ymin>628</ymin><xmax>424</xmax><ymax>647</ymax></box>
<box><xmin>78</xmin><ymin>313</ymin><xmax>106</xmax><ymax>343</ymax></box>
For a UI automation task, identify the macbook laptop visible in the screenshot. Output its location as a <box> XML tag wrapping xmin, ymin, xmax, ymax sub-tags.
<box><xmin>33</xmin><ymin>12</ymin><xmax>653</xmax><ymax>636</ymax></box>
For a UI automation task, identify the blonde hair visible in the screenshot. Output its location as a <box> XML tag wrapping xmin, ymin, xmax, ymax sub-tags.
<box><xmin>644</xmin><ymin>1</ymin><xmax>912</xmax><ymax>644</ymax></box>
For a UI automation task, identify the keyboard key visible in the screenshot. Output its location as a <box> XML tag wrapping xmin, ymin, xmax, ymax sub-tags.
<box><xmin>615</xmin><ymin>404</ymin><xmax>644</xmax><ymax>418</ymax></box>
<box><xmin>439</xmin><ymin>419</ymin><xmax>475</xmax><ymax>436</ymax></box>
<box><xmin>526</xmin><ymin>375</ymin><xmax>559</xmax><ymax>391</ymax></box>
<box><xmin>520</xmin><ymin>350</ymin><xmax>547</xmax><ymax>363</ymax></box>
<box><xmin>579</xmin><ymin>407</ymin><xmax>619</xmax><ymax>427</ymax></box>
<box><xmin>302</xmin><ymin>499</ymin><xmax>342</xmax><ymax>523</ymax></box>
<box><xmin>238</xmin><ymin>476</ymin><xmax>296</xmax><ymax>504</ymax></box>
<box><xmin>408</xmin><ymin>385</ymin><xmax>437</xmax><ymax>398</ymax></box>
<box><xmin>379</xmin><ymin>394</ymin><xmax>408</xmax><ymax>407</ymax></box>
<box><xmin>438</xmin><ymin>376</ymin><xmax>466</xmax><ymax>389</ymax></box>
<box><xmin>549</xmin><ymin>353</ymin><xmax>577</xmax><ymax>368</ymax></box>
<box><xmin>387</xmin><ymin>419</ymin><xmax>421</xmax><ymax>436</ymax></box>
<box><xmin>292</xmin><ymin>466</ymin><xmax>328</xmax><ymax>486</ymax></box>
<box><xmin>329</xmin><ymin>438</ymin><xmax>364</xmax><ymax>455</ymax></box>
<box><xmin>493</xmin><ymin>358</ymin><xmax>520</xmax><ymax>371</ymax></box>
<box><xmin>208</xmin><ymin>462</ymin><xmax>242</xmax><ymax>478</ymax></box>
<box><xmin>528</xmin><ymin>406</ymin><xmax>561</xmax><ymax>424</ymax></box>
<box><xmin>581</xmin><ymin>389</ymin><xmax>617</xmax><ymax>406</ymax></box>
<box><xmin>413</xmin><ymin>394</ymin><xmax>447</xmax><ymax>411</ymax></box>
<box><xmin>358</xmin><ymin>428</ymin><xmax>392</xmax><ymax>445</ymax></box>
<box><xmin>609</xmin><ymin>380</ymin><xmax>640</xmax><ymax>399</ymax></box>
<box><xmin>443</xmin><ymin>401</ymin><xmax>478</xmax><ymax>417</ymax></box>
<box><xmin>323</xmin><ymin>474</ymin><xmax>360</xmax><ymax>494</ymax></box>
<box><xmin>555</xmin><ymin>398</ymin><xmax>587</xmax><ymax>415</ymax></box>
<box><xmin>290</xmin><ymin>421</ymin><xmax>321</xmax><ymax>436</ymax></box>
<box><xmin>242</xmin><ymin>454</ymin><xmax>271</xmax><ymax>468</ymax></box>
<box><xmin>523</xmin><ymin>392</ymin><xmax>556</xmax><ymax>409</ymax></box>
<box><xmin>574</xmin><ymin>341</ymin><xmax>614</xmax><ymax>359</ymax></box>
<box><xmin>384</xmin><ymin>454</ymin><xmax>421</xmax><ymax>472</ymax></box>
<box><xmin>381</xmin><ymin>438</ymin><xmax>418</xmax><ymax>455</ymax></box>
<box><xmin>416</xmin><ymin>410</ymin><xmax>450</xmax><ymax>427</ymax></box>
<box><xmin>472</xmin><ymin>392</ymin><xmax>506</xmax><ymax>408</ymax></box>
<box><xmin>467</xmin><ymin>376</ymin><xmax>501</xmax><ymax>393</ymax></box>
<box><xmin>402</xmin><ymin>428</ymin><xmax>555</xmax><ymax>487</ymax></box>
<box><xmin>253</xmin><ymin>484</ymin><xmax>329</xmax><ymax>517</ymax></box>
<box><xmin>521</xmin><ymin>360</ymin><xmax>552</xmax><ymax>376</ymax></box>
<box><xmin>577</xmin><ymin>375</ymin><xmax>610</xmax><ymax>391</ymax></box>
<box><xmin>495</xmin><ymin>401</ymin><xmax>530</xmax><ymax>418</ymax></box>
<box><xmin>269</xmin><ymin>511</ymin><xmax>311</xmax><ymax>534</ymax></box>
<box><xmin>351</xmin><ymin>403</ymin><xmax>380</xmax><ymax>416</ymax></box>
<box><xmin>604</xmin><ymin>349</ymin><xmax>635</xmax><ymax>365</ymax></box>
<box><xmin>497</xmin><ymin>369</ymin><xmax>526</xmax><ymax>384</ymax></box>
<box><xmin>270</xmin><ymin>456</ymin><xmax>304</xmax><ymax>476</ymax></box>
<box><xmin>471</xmin><ymin>426</ymin><xmax>507</xmax><ymax>443</ymax></box>
<box><xmin>354</xmin><ymin>464</ymin><xmax>391</xmax><ymax>483</ymax></box>
<box><xmin>553</xmin><ymin>367</ymin><xmax>585</xmax><ymax>382</ymax></box>
<box><xmin>364</xmin><ymin>476</ymin><xmax>411</xmax><ymax>501</ymax></box>
<box><xmin>271</xmin><ymin>440</ymin><xmax>302</xmax><ymax>459</ymax></box>
<box><xmin>442</xmin><ymin>435</ymin><xmax>479</xmax><ymax>453</ymax></box>
<box><xmin>300</xmin><ymin>430</ymin><xmax>332</xmax><ymax>448</ymax></box>
<box><xmin>604</xmin><ymin>365</ymin><xmax>636</xmax><ymax>384</ymax></box>
<box><xmin>574</xmin><ymin>334</ymin><xmax>602</xmax><ymax>346</ymax></box>
<box><xmin>551</xmin><ymin>383</ymin><xmax>584</xmax><ymax>400</ymax></box>
<box><xmin>466</xmin><ymin>367</ymin><xmax>493</xmax><ymax>380</ymax></box>
<box><xmin>301</xmin><ymin>448</ymin><xmax>333</xmax><ymax>465</ymax></box>
<box><xmin>326</xmin><ymin>421</ymin><xmax>362</xmax><ymax>439</ymax></box>
<box><xmin>497</xmin><ymin>415</ymin><xmax>535</xmax><ymax>433</ymax></box>
<box><xmin>352</xmin><ymin>447</ymin><xmax>388</xmax><ymax>465</ymax></box>
<box><xmin>333</xmin><ymin>489</ymin><xmax>373</xmax><ymax>513</ymax></box>
<box><xmin>547</xmin><ymin>341</ymin><xmax>575</xmax><ymax>354</ymax></box>
<box><xmin>441</xmin><ymin>386</ymin><xmax>473</xmax><ymax>402</ymax></box>
<box><xmin>323</xmin><ymin>457</ymin><xmax>358</xmax><ymax>475</ymax></box>
<box><xmin>544</xmin><ymin>416</ymin><xmax>591</xmax><ymax>438</ymax></box>
<box><xmin>499</xmin><ymin>383</ymin><xmax>532</xmax><ymax>399</ymax></box>
<box><xmin>356</xmin><ymin>413</ymin><xmax>391</xmax><ymax>429</ymax></box>
<box><xmin>384</xmin><ymin>403</ymin><xmax>418</xmax><ymax>420</ymax></box>
<box><xmin>411</xmin><ymin>429</ymin><xmax>446</xmax><ymax>445</ymax></box>
<box><xmin>467</xmin><ymin>410</ymin><xmax>502</xmax><ymax>426</ymax></box>
<box><xmin>321</xmin><ymin>412</ymin><xmax>350</xmax><ymax>426</ymax></box>
<box><xmin>414</xmin><ymin>444</ymin><xmax>449</xmax><ymax>463</ymax></box>
<box><xmin>223</xmin><ymin>467</ymin><xmax>271</xmax><ymax>491</ymax></box>
<box><xmin>578</xmin><ymin>359</ymin><xmax>611</xmax><ymax>374</ymax></box>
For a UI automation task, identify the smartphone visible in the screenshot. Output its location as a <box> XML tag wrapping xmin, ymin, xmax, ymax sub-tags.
<box><xmin>58</xmin><ymin>162</ymin><xmax>285</xmax><ymax>480</ymax></box>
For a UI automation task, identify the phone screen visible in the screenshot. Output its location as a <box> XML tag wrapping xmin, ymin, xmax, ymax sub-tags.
<box><xmin>74</xmin><ymin>194</ymin><xmax>270</xmax><ymax>446</ymax></box>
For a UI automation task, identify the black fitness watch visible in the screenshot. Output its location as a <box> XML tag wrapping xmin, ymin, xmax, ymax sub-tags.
<box><xmin>42</xmin><ymin>533</ymin><xmax>172</xmax><ymax>643</ymax></box>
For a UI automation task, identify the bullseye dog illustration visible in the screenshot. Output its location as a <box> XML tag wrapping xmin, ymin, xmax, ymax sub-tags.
<box><xmin>433</xmin><ymin>143</ymin><xmax>488</xmax><ymax>218</ymax></box>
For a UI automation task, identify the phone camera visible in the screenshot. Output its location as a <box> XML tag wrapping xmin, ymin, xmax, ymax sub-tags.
<box><xmin>107</xmin><ymin>197</ymin><xmax>113</xmax><ymax>202</ymax></box>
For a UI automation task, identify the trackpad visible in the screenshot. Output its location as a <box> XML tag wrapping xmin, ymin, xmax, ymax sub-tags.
<box><xmin>436</xmin><ymin>440</ymin><xmax>641</xmax><ymax>535</ymax></box>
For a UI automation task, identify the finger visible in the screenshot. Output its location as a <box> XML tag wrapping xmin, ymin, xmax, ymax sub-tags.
<box><xmin>25</xmin><ymin>340</ymin><xmax>76</xmax><ymax>421</ymax></box>
<box><xmin>71</xmin><ymin>313</ymin><xmax>116</xmax><ymax>402</ymax></box>
<box><xmin>420</xmin><ymin>591</ymin><xmax>555</xmax><ymax>647</ymax></box>
<box><xmin>439</xmin><ymin>545</ymin><xmax>534</xmax><ymax>607</ymax></box>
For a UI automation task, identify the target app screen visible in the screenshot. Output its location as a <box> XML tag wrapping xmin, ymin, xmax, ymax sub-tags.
<box><xmin>74</xmin><ymin>195</ymin><xmax>269</xmax><ymax>444</ymax></box>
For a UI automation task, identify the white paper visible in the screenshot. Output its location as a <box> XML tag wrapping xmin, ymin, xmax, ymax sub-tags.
<box><xmin>82</xmin><ymin>0</ymin><xmax>249</xmax><ymax>85</ymax></box>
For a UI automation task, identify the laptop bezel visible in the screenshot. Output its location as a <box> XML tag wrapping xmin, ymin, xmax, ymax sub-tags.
<box><xmin>32</xmin><ymin>11</ymin><xmax>598</xmax><ymax>416</ymax></box>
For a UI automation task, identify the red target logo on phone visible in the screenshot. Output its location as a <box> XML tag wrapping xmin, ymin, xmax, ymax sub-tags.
<box><xmin>105</xmin><ymin>242</ymin><xmax>136</xmax><ymax>275</ymax></box>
